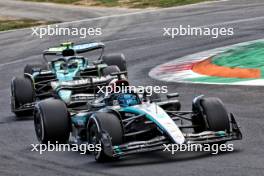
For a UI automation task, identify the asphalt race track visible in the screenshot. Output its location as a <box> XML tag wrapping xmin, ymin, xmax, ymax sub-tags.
<box><xmin>0</xmin><ymin>0</ymin><xmax>264</xmax><ymax>175</ymax></box>
<box><xmin>0</xmin><ymin>0</ymin><xmax>139</xmax><ymax>22</ymax></box>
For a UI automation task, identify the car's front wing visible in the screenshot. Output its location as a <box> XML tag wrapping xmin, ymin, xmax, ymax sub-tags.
<box><xmin>107</xmin><ymin>114</ymin><xmax>242</xmax><ymax>157</ymax></box>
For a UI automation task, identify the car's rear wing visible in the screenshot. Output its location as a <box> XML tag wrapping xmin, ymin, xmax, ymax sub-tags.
<box><xmin>43</xmin><ymin>42</ymin><xmax>105</xmax><ymax>62</ymax></box>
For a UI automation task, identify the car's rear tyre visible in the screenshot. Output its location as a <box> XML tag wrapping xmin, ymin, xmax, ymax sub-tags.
<box><xmin>24</xmin><ymin>64</ymin><xmax>47</xmax><ymax>75</ymax></box>
<box><xmin>34</xmin><ymin>99</ymin><xmax>70</xmax><ymax>144</ymax></box>
<box><xmin>192</xmin><ymin>97</ymin><xmax>230</xmax><ymax>133</ymax></box>
<box><xmin>88</xmin><ymin>112</ymin><xmax>123</xmax><ymax>162</ymax></box>
<box><xmin>11</xmin><ymin>77</ymin><xmax>34</xmax><ymax>117</ymax></box>
<box><xmin>102</xmin><ymin>65</ymin><xmax>120</xmax><ymax>76</ymax></box>
<box><xmin>102</xmin><ymin>54</ymin><xmax>127</xmax><ymax>72</ymax></box>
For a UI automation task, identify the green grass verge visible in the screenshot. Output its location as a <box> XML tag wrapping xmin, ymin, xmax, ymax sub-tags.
<box><xmin>212</xmin><ymin>42</ymin><xmax>264</xmax><ymax>78</ymax></box>
<box><xmin>0</xmin><ymin>19</ymin><xmax>55</xmax><ymax>32</ymax></box>
<box><xmin>186</xmin><ymin>76</ymin><xmax>254</xmax><ymax>83</ymax></box>
<box><xmin>22</xmin><ymin>0</ymin><xmax>80</xmax><ymax>3</ymax></box>
<box><xmin>121</xmin><ymin>0</ymin><xmax>210</xmax><ymax>8</ymax></box>
<box><xmin>22</xmin><ymin>0</ymin><xmax>211</xmax><ymax>8</ymax></box>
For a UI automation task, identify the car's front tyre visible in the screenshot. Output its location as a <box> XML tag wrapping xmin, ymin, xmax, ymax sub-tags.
<box><xmin>192</xmin><ymin>97</ymin><xmax>230</xmax><ymax>133</ymax></box>
<box><xmin>87</xmin><ymin>112</ymin><xmax>123</xmax><ymax>162</ymax></box>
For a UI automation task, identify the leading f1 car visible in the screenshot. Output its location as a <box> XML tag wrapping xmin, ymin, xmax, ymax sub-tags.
<box><xmin>33</xmin><ymin>77</ymin><xmax>242</xmax><ymax>162</ymax></box>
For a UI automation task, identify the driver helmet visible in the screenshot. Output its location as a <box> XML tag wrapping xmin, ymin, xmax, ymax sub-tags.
<box><xmin>117</xmin><ymin>93</ymin><xmax>139</xmax><ymax>107</ymax></box>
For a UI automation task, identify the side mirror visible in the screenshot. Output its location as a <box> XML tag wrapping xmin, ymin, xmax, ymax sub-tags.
<box><xmin>167</xmin><ymin>93</ymin><xmax>179</xmax><ymax>99</ymax></box>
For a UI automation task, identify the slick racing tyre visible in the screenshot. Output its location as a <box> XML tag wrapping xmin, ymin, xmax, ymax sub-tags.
<box><xmin>88</xmin><ymin>112</ymin><xmax>123</xmax><ymax>162</ymax></box>
<box><xmin>11</xmin><ymin>77</ymin><xmax>34</xmax><ymax>117</ymax></box>
<box><xmin>192</xmin><ymin>97</ymin><xmax>230</xmax><ymax>133</ymax></box>
<box><xmin>24</xmin><ymin>64</ymin><xmax>47</xmax><ymax>75</ymax></box>
<box><xmin>102</xmin><ymin>54</ymin><xmax>127</xmax><ymax>72</ymax></box>
<box><xmin>102</xmin><ymin>65</ymin><xmax>120</xmax><ymax>76</ymax></box>
<box><xmin>34</xmin><ymin>99</ymin><xmax>70</xmax><ymax>144</ymax></box>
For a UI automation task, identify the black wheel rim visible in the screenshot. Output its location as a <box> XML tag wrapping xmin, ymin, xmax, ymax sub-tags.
<box><xmin>10</xmin><ymin>81</ymin><xmax>17</xmax><ymax>110</ymax></box>
<box><xmin>34</xmin><ymin>109</ymin><xmax>44</xmax><ymax>142</ymax></box>
<box><xmin>89</xmin><ymin>124</ymin><xmax>102</xmax><ymax>159</ymax></box>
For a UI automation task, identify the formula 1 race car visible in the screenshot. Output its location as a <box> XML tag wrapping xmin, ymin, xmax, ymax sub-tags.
<box><xmin>11</xmin><ymin>42</ymin><xmax>127</xmax><ymax>116</ymax></box>
<box><xmin>33</xmin><ymin>77</ymin><xmax>242</xmax><ymax>162</ymax></box>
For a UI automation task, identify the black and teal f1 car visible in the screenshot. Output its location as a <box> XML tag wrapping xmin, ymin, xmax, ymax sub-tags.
<box><xmin>11</xmin><ymin>42</ymin><xmax>127</xmax><ymax>117</ymax></box>
<box><xmin>33</xmin><ymin>78</ymin><xmax>242</xmax><ymax>162</ymax></box>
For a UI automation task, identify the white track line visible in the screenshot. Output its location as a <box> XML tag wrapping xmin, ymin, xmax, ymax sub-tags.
<box><xmin>149</xmin><ymin>39</ymin><xmax>264</xmax><ymax>86</ymax></box>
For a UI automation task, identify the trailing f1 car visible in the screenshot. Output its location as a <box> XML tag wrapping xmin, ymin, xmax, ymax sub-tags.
<box><xmin>11</xmin><ymin>42</ymin><xmax>127</xmax><ymax>116</ymax></box>
<box><xmin>33</xmin><ymin>77</ymin><xmax>242</xmax><ymax>162</ymax></box>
